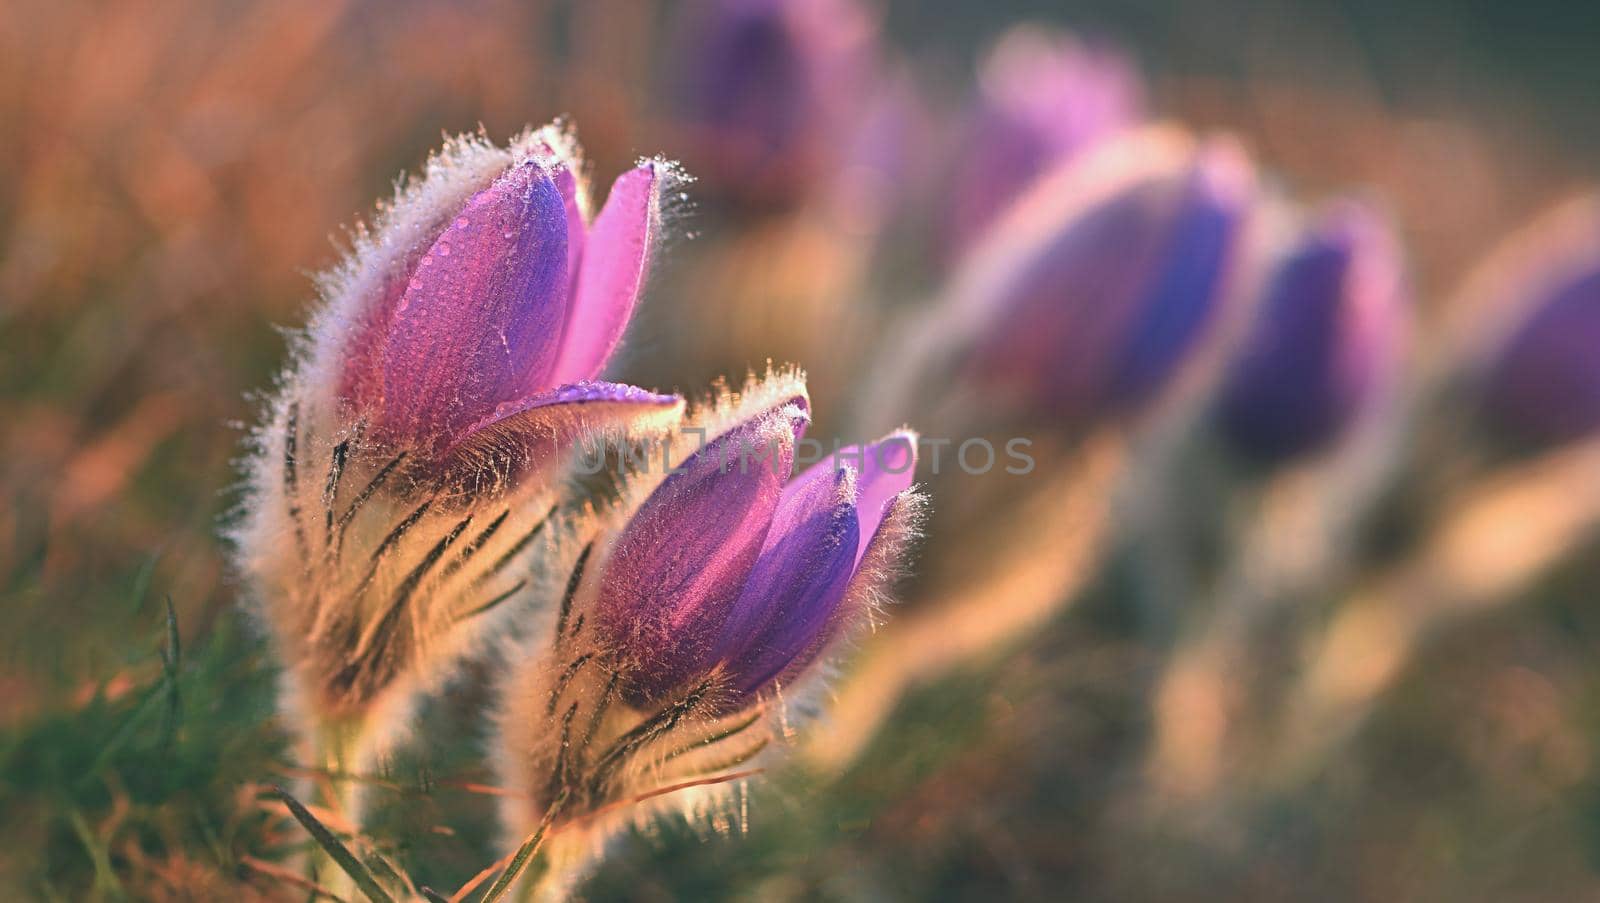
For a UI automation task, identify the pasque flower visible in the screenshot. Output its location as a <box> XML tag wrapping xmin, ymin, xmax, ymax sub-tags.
<box><xmin>232</xmin><ymin>126</ymin><xmax>685</xmax><ymax>797</ymax></box>
<box><xmin>1474</xmin><ymin>195</ymin><xmax>1600</xmax><ymax>447</ymax></box>
<box><xmin>945</xmin><ymin>27</ymin><xmax>1142</xmax><ymax>256</ymax></box>
<box><xmin>1214</xmin><ymin>202</ymin><xmax>1407</xmax><ymax>464</ymax></box>
<box><xmin>494</xmin><ymin>371</ymin><xmax>924</xmax><ymax>894</ymax></box>
<box><xmin>594</xmin><ymin>389</ymin><xmax>916</xmax><ymax>705</ymax></box>
<box><xmin>952</xmin><ymin>128</ymin><xmax>1256</xmax><ymax>427</ymax></box>
<box><xmin>673</xmin><ymin>0</ymin><xmax>877</xmax><ymax>205</ymax></box>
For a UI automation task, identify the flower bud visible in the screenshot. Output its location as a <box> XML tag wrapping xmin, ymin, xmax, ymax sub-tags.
<box><xmin>1475</xmin><ymin>196</ymin><xmax>1600</xmax><ymax>447</ymax></box>
<box><xmin>956</xmin><ymin>128</ymin><xmax>1256</xmax><ymax>427</ymax></box>
<box><xmin>333</xmin><ymin>131</ymin><xmax>684</xmax><ymax>469</ymax></box>
<box><xmin>493</xmin><ymin>372</ymin><xmax>925</xmax><ymax>887</ymax></box>
<box><xmin>232</xmin><ymin>126</ymin><xmax>686</xmax><ymax>790</ymax></box>
<box><xmin>673</xmin><ymin>0</ymin><xmax>877</xmax><ymax>205</ymax></box>
<box><xmin>593</xmin><ymin>380</ymin><xmax>918</xmax><ymax>706</ymax></box>
<box><xmin>1214</xmin><ymin>202</ymin><xmax>1407</xmax><ymax>464</ymax></box>
<box><xmin>945</xmin><ymin>27</ymin><xmax>1142</xmax><ymax>256</ymax></box>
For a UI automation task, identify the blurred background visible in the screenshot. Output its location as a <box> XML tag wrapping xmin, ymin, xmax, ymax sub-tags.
<box><xmin>5</xmin><ymin>0</ymin><xmax>1600</xmax><ymax>899</ymax></box>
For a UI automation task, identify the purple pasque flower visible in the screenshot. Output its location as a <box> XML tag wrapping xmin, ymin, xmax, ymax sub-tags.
<box><xmin>492</xmin><ymin>373</ymin><xmax>924</xmax><ymax>878</ymax></box>
<box><xmin>1214</xmin><ymin>202</ymin><xmax>1408</xmax><ymax>463</ymax></box>
<box><xmin>673</xmin><ymin>0</ymin><xmax>877</xmax><ymax>205</ymax></box>
<box><xmin>232</xmin><ymin>127</ymin><xmax>688</xmax><ymax>794</ymax></box>
<box><xmin>1475</xmin><ymin>196</ymin><xmax>1600</xmax><ymax>447</ymax></box>
<box><xmin>332</xmin><ymin>130</ymin><xmax>684</xmax><ymax>488</ymax></box>
<box><xmin>591</xmin><ymin>381</ymin><xmax>921</xmax><ymax>706</ymax></box>
<box><xmin>956</xmin><ymin>128</ymin><xmax>1256</xmax><ymax>427</ymax></box>
<box><xmin>944</xmin><ymin>27</ymin><xmax>1142</xmax><ymax>257</ymax></box>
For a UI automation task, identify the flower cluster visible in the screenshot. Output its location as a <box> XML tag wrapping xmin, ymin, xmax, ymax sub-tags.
<box><xmin>224</xmin><ymin>11</ymin><xmax>1600</xmax><ymax>901</ymax></box>
<box><xmin>232</xmin><ymin>123</ymin><xmax>927</xmax><ymax>895</ymax></box>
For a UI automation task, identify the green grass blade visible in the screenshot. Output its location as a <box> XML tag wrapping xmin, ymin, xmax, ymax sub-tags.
<box><xmin>269</xmin><ymin>784</ymin><xmax>396</xmax><ymax>903</ymax></box>
<box><xmin>128</xmin><ymin>551</ymin><xmax>161</xmax><ymax>613</ymax></box>
<box><xmin>479</xmin><ymin>791</ymin><xmax>567</xmax><ymax>902</ymax></box>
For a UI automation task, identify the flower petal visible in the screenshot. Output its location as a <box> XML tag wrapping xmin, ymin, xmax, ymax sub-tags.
<box><xmin>852</xmin><ymin>430</ymin><xmax>918</xmax><ymax>562</ymax></box>
<box><xmin>435</xmin><ymin>381</ymin><xmax>683</xmax><ymax>497</ymax></box>
<box><xmin>754</xmin><ymin>483</ymin><xmax>928</xmax><ymax>697</ymax></box>
<box><xmin>946</xmin><ymin>29</ymin><xmax>1141</xmax><ymax>255</ymax></box>
<box><xmin>554</xmin><ymin>164</ymin><xmax>588</xmax><ymax>293</ymax></box>
<box><xmin>788</xmin><ymin>429</ymin><xmax>917</xmax><ymax>562</ymax></box>
<box><xmin>1475</xmin><ymin>197</ymin><xmax>1600</xmax><ymax>447</ymax></box>
<box><xmin>596</xmin><ymin>404</ymin><xmax>805</xmax><ymax>702</ymax></box>
<box><xmin>550</xmin><ymin>163</ymin><xmax>664</xmax><ymax>384</ymax></box>
<box><xmin>1108</xmin><ymin>140</ymin><xmax>1253</xmax><ymax>408</ymax></box>
<box><xmin>377</xmin><ymin>161</ymin><xmax>571</xmax><ymax>445</ymax></box>
<box><xmin>722</xmin><ymin>464</ymin><xmax>860</xmax><ymax>697</ymax></box>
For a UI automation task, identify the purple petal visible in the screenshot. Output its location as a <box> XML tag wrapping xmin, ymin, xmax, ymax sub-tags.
<box><xmin>852</xmin><ymin>431</ymin><xmax>918</xmax><ymax>561</ymax></box>
<box><xmin>783</xmin><ymin>429</ymin><xmax>917</xmax><ymax>563</ymax></box>
<box><xmin>966</xmin><ymin>162</ymin><xmax>1179</xmax><ymax>422</ymax></box>
<box><xmin>550</xmin><ymin>164</ymin><xmax>662</xmax><ymax>384</ymax></box>
<box><xmin>1484</xmin><ymin>265</ymin><xmax>1600</xmax><ymax>445</ymax></box>
<box><xmin>675</xmin><ymin>0</ymin><xmax>875</xmax><ymax>202</ymax></box>
<box><xmin>339</xmin><ymin>254</ymin><xmax>424</xmax><ymax>413</ymax></box>
<box><xmin>966</xmin><ymin>135</ymin><xmax>1254</xmax><ymax>424</ymax></box>
<box><xmin>376</xmin><ymin>161</ymin><xmax>570</xmax><ymax>445</ymax></box>
<box><xmin>434</xmin><ymin>381</ymin><xmax>683</xmax><ymax>495</ymax></box>
<box><xmin>1107</xmin><ymin>140</ymin><xmax>1253</xmax><ymax>409</ymax></box>
<box><xmin>553</xmin><ymin>164</ymin><xmax>588</xmax><ymax>294</ymax></box>
<box><xmin>946</xmin><ymin>29</ymin><xmax>1141</xmax><ymax>255</ymax></box>
<box><xmin>722</xmin><ymin>465</ymin><xmax>860</xmax><ymax>697</ymax></box>
<box><xmin>750</xmin><ymin>485</ymin><xmax>922</xmax><ymax>696</ymax></box>
<box><xmin>1215</xmin><ymin>203</ymin><xmax>1405</xmax><ymax>462</ymax></box>
<box><xmin>596</xmin><ymin>403</ymin><xmax>806</xmax><ymax>702</ymax></box>
<box><xmin>339</xmin><ymin>219</ymin><xmax>463</xmax><ymax>414</ymax></box>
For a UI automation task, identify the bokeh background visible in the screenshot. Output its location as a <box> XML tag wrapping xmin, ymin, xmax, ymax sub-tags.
<box><xmin>4</xmin><ymin>0</ymin><xmax>1600</xmax><ymax>899</ymax></box>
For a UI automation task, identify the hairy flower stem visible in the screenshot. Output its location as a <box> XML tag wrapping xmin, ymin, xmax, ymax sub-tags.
<box><xmin>302</xmin><ymin>718</ymin><xmax>367</xmax><ymax>893</ymax></box>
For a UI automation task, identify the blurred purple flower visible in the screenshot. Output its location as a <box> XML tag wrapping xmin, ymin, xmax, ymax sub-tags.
<box><xmin>674</xmin><ymin>0</ymin><xmax>877</xmax><ymax>205</ymax></box>
<box><xmin>332</xmin><ymin>135</ymin><xmax>684</xmax><ymax>487</ymax></box>
<box><xmin>593</xmin><ymin>393</ymin><xmax>919</xmax><ymax>706</ymax></box>
<box><xmin>957</xmin><ymin>129</ymin><xmax>1256</xmax><ymax>426</ymax></box>
<box><xmin>1214</xmin><ymin>202</ymin><xmax>1407</xmax><ymax>463</ymax></box>
<box><xmin>1477</xmin><ymin>197</ymin><xmax>1600</xmax><ymax>447</ymax></box>
<box><xmin>945</xmin><ymin>27</ymin><xmax>1142</xmax><ymax>256</ymax></box>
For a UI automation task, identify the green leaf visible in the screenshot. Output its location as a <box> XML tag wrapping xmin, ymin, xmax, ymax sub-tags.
<box><xmin>158</xmin><ymin>595</ymin><xmax>183</xmax><ymax>752</ymax></box>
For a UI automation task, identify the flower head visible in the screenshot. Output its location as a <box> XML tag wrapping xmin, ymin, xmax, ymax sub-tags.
<box><xmin>493</xmin><ymin>371</ymin><xmax>925</xmax><ymax>890</ymax></box>
<box><xmin>1214</xmin><ymin>202</ymin><xmax>1408</xmax><ymax>464</ymax></box>
<box><xmin>594</xmin><ymin>389</ymin><xmax>917</xmax><ymax>706</ymax></box>
<box><xmin>1473</xmin><ymin>196</ymin><xmax>1600</xmax><ymax>447</ymax></box>
<box><xmin>673</xmin><ymin>0</ymin><xmax>878</xmax><ymax>204</ymax></box>
<box><xmin>945</xmin><ymin>27</ymin><xmax>1142</xmax><ymax>255</ymax></box>
<box><xmin>953</xmin><ymin>128</ymin><xmax>1256</xmax><ymax>427</ymax></box>
<box><xmin>232</xmin><ymin>125</ymin><xmax>685</xmax><ymax>784</ymax></box>
<box><xmin>330</xmin><ymin>129</ymin><xmax>685</xmax><ymax>480</ymax></box>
